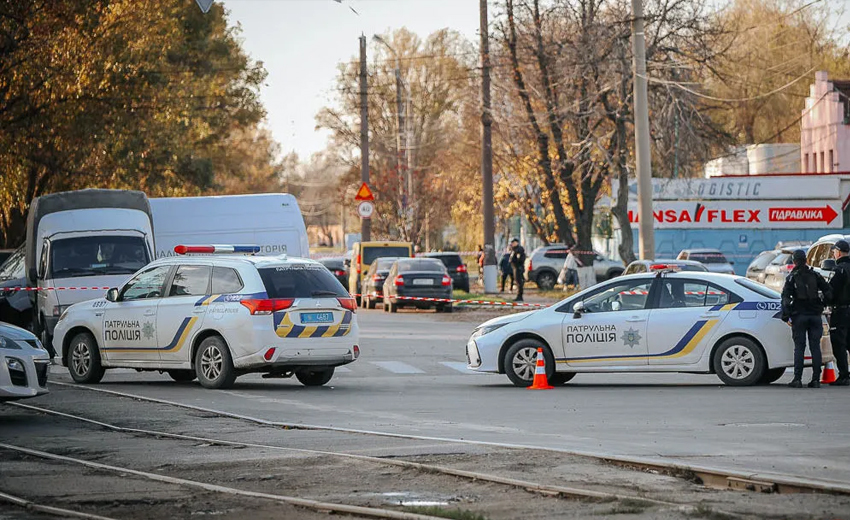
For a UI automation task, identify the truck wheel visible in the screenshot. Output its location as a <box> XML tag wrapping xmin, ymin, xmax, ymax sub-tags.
<box><xmin>713</xmin><ymin>337</ymin><xmax>766</xmax><ymax>386</ymax></box>
<box><xmin>195</xmin><ymin>336</ymin><xmax>236</xmax><ymax>389</ymax></box>
<box><xmin>69</xmin><ymin>331</ymin><xmax>105</xmax><ymax>384</ymax></box>
<box><xmin>537</xmin><ymin>272</ymin><xmax>556</xmax><ymax>290</ymax></box>
<box><xmin>296</xmin><ymin>367</ymin><xmax>335</xmax><ymax>387</ymax></box>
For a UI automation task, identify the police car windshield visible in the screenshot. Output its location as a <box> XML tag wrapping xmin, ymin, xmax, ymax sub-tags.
<box><xmin>735</xmin><ymin>278</ymin><xmax>780</xmax><ymax>299</ymax></box>
<box><xmin>51</xmin><ymin>236</ymin><xmax>149</xmax><ymax>277</ymax></box>
<box><xmin>259</xmin><ymin>265</ymin><xmax>348</xmax><ymax>299</ymax></box>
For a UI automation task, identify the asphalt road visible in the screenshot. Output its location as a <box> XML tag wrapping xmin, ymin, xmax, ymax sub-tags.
<box><xmin>38</xmin><ymin>307</ymin><xmax>850</xmax><ymax>485</ymax></box>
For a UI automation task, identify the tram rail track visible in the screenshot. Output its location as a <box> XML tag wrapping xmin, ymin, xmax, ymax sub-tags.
<box><xmin>49</xmin><ymin>380</ymin><xmax>850</xmax><ymax>497</ymax></box>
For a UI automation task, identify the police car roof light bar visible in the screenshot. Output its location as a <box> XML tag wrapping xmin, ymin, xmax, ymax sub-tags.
<box><xmin>174</xmin><ymin>245</ymin><xmax>261</xmax><ymax>255</ymax></box>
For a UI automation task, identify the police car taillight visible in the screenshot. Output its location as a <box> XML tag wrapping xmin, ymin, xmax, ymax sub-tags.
<box><xmin>337</xmin><ymin>297</ymin><xmax>357</xmax><ymax>312</ymax></box>
<box><xmin>240</xmin><ymin>298</ymin><xmax>294</xmax><ymax>315</ymax></box>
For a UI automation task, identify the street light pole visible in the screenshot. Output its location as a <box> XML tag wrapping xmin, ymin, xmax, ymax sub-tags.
<box><xmin>373</xmin><ymin>35</ymin><xmax>410</xmax><ymax>241</ymax></box>
<box><xmin>359</xmin><ymin>35</ymin><xmax>371</xmax><ymax>242</ymax></box>
<box><xmin>631</xmin><ymin>0</ymin><xmax>655</xmax><ymax>260</ymax></box>
<box><xmin>480</xmin><ymin>0</ymin><xmax>497</xmax><ymax>293</ymax></box>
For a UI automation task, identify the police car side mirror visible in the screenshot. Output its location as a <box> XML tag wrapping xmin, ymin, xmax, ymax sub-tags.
<box><xmin>105</xmin><ymin>288</ymin><xmax>119</xmax><ymax>302</ymax></box>
<box><xmin>821</xmin><ymin>259</ymin><xmax>837</xmax><ymax>272</ymax></box>
<box><xmin>573</xmin><ymin>300</ymin><xmax>585</xmax><ymax>319</ymax></box>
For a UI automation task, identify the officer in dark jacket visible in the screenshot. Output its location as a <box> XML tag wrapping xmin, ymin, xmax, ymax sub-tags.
<box><xmin>499</xmin><ymin>250</ymin><xmax>514</xmax><ymax>293</ymax></box>
<box><xmin>781</xmin><ymin>249</ymin><xmax>833</xmax><ymax>388</ymax></box>
<box><xmin>509</xmin><ymin>238</ymin><xmax>526</xmax><ymax>302</ymax></box>
<box><xmin>828</xmin><ymin>239</ymin><xmax>850</xmax><ymax>386</ymax></box>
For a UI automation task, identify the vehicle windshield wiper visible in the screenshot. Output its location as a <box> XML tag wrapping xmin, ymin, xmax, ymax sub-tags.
<box><xmin>52</xmin><ymin>267</ymin><xmax>98</xmax><ymax>277</ymax></box>
<box><xmin>311</xmin><ymin>290</ymin><xmax>340</xmax><ymax>297</ymax></box>
<box><xmin>96</xmin><ymin>267</ymin><xmax>138</xmax><ymax>275</ymax></box>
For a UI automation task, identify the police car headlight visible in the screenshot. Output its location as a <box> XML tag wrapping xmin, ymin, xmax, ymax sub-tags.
<box><xmin>472</xmin><ymin>323</ymin><xmax>508</xmax><ymax>339</ymax></box>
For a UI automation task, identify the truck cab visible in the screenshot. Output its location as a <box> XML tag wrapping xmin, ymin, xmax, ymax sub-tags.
<box><xmin>347</xmin><ymin>241</ymin><xmax>413</xmax><ymax>304</ymax></box>
<box><xmin>26</xmin><ymin>190</ymin><xmax>155</xmax><ymax>356</ymax></box>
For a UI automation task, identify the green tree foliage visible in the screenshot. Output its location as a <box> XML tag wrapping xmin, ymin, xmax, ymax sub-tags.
<box><xmin>0</xmin><ymin>0</ymin><xmax>273</xmax><ymax>247</ymax></box>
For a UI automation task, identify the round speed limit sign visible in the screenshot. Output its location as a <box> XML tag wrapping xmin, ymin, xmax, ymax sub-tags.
<box><xmin>358</xmin><ymin>201</ymin><xmax>374</xmax><ymax>219</ymax></box>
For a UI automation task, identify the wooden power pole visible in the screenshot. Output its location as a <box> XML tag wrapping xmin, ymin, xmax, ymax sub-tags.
<box><xmin>480</xmin><ymin>0</ymin><xmax>497</xmax><ymax>293</ymax></box>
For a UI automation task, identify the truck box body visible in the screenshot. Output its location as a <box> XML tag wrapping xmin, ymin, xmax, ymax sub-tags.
<box><xmin>25</xmin><ymin>189</ymin><xmax>155</xmax><ymax>349</ymax></box>
<box><xmin>149</xmin><ymin>194</ymin><xmax>309</xmax><ymax>259</ymax></box>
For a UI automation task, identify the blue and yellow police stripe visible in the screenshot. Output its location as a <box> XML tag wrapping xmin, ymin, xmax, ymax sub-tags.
<box><xmin>274</xmin><ymin>311</ymin><xmax>352</xmax><ymax>339</ymax></box>
<box><xmin>558</xmin><ymin>319</ymin><xmax>720</xmax><ymax>364</ymax></box>
<box><xmin>101</xmin><ymin>316</ymin><xmax>197</xmax><ymax>353</ymax></box>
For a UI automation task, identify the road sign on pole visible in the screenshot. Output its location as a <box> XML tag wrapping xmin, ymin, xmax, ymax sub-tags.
<box><xmin>354</xmin><ymin>182</ymin><xmax>375</xmax><ymax>201</ymax></box>
<box><xmin>358</xmin><ymin>201</ymin><xmax>374</xmax><ymax>219</ymax></box>
<box><xmin>196</xmin><ymin>0</ymin><xmax>214</xmax><ymax>13</ymax></box>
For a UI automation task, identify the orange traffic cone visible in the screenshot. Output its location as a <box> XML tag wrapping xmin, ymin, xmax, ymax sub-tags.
<box><xmin>822</xmin><ymin>361</ymin><xmax>838</xmax><ymax>384</ymax></box>
<box><xmin>527</xmin><ymin>347</ymin><xmax>554</xmax><ymax>390</ymax></box>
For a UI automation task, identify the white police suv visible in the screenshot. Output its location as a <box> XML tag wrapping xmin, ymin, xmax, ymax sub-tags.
<box><xmin>53</xmin><ymin>246</ymin><xmax>359</xmax><ymax>389</ymax></box>
<box><xmin>467</xmin><ymin>270</ymin><xmax>796</xmax><ymax>387</ymax></box>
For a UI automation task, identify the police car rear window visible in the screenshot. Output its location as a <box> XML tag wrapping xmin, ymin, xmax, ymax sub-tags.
<box><xmin>735</xmin><ymin>278</ymin><xmax>780</xmax><ymax>299</ymax></box>
<box><xmin>259</xmin><ymin>266</ymin><xmax>348</xmax><ymax>298</ymax></box>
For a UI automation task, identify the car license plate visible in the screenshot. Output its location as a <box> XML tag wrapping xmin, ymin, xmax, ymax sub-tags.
<box><xmin>300</xmin><ymin>312</ymin><xmax>333</xmax><ymax>324</ymax></box>
<box><xmin>412</xmin><ymin>279</ymin><xmax>433</xmax><ymax>286</ymax></box>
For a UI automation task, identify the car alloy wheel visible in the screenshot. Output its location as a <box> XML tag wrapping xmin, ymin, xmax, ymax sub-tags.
<box><xmin>713</xmin><ymin>336</ymin><xmax>765</xmax><ymax>386</ymax></box>
<box><xmin>511</xmin><ymin>346</ymin><xmax>538</xmax><ymax>381</ymax></box>
<box><xmin>71</xmin><ymin>341</ymin><xmax>91</xmax><ymax>378</ymax></box>
<box><xmin>200</xmin><ymin>344</ymin><xmax>223</xmax><ymax>381</ymax></box>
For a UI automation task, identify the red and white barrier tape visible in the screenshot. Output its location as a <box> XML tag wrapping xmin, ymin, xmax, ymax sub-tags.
<box><xmin>309</xmin><ymin>249</ymin><xmax>598</xmax><ymax>259</ymax></box>
<box><xmin>353</xmin><ymin>293</ymin><xmax>547</xmax><ymax>308</ymax></box>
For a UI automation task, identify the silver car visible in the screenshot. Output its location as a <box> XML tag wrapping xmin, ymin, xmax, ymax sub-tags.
<box><xmin>525</xmin><ymin>245</ymin><xmax>624</xmax><ymax>289</ymax></box>
<box><xmin>0</xmin><ymin>322</ymin><xmax>49</xmax><ymax>401</ymax></box>
<box><xmin>676</xmin><ymin>249</ymin><xmax>735</xmax><ymax>275</ymax></box>
<box><xmin>808</xmin><ymin>234</ymin><xmax>850</xmax><ymax>281</ymax></box>
<box><xmin>763</xmin><ymin>246</ymin><xmax>811</xmax><ymax>292</ymax></box>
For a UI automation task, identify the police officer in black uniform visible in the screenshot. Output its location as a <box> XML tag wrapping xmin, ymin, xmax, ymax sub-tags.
<box><xmin>781</xmin><ymin>249</ymin><xmax>832</xmax><ymax>388</ymax></box>
<box><xmin>509</xmin><ymin>238</ymin><xmax>526</xmax><ymax>302</ymax></box>
<box><xmin>828</xmin><ymin>239</ymin><xmax>850</xmax><ymax>386</ymax></box>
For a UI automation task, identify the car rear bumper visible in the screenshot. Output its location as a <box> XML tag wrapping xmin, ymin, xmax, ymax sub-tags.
<box><xmin>234</xmin><ymin>339</ymin><xmax>360</xmax><ymax>371</ymax></box>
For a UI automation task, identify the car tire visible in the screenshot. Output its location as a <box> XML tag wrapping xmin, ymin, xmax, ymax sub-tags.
<box><xmin>712</xmin><ymin>337</ymin><xmax>766</xmax><ymax>386</ymax></box>
<box><xmin>68</xmin><ymin>331</ymin><xmax>105</xmax><ymax>384</ymax></box>
<box><xmin>167</xmin><ymin>370</ymin><xmax>197</xmax><ymax>383</ymax></box>
<box><xmin>757</xmin><ymin>367</ymin><xmax>786</xmax><ymax>385</ymax></box>
<box><xmin>504</xmin><ymin>339</ymin><xmax>555</xmax><ymax>387</ymax></box>
<box><xmin>441</xmin><ymin>304</ymin><xmax>453</xmax><ymax>314</ymax></box>
<box><xmin>536</xmin><ymin>271</ymin><xmax>556</xmax><ymax>290</ymax></box>
<box><xmin>296</xmin><ymin>367</ymin><xmax>335</xmax><ymax>387</ymax></box>
<box><xmin>550</xmin><ymin>372</ymin><xmax>576</xmax><ymax>386</ymax></box>
<box><xmin>194</xmin><ymin>335</ymin><xmax>237</xmax><ymax>389</ymax></box>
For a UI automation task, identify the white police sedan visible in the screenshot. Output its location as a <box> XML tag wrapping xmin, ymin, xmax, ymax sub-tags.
<box><xmin>54</xmin><ymin>246</ymin><xmax>360</xmax><ymax>389</ymax></box>
<box><xmin>467</xmin><ymin>270</ymin><xmax>795</xmax><ymax>386</ymax></box>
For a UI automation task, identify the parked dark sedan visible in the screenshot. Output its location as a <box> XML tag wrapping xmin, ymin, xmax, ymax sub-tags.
<box><xmin>383</xmin><ymin>258</ymin><xmax>453</xmax><ymax>313</ymax></box>
<box><xmin>318</xmin><ymin>257</ymin><xmax>349</xmax><ymax>291</ymax></box>
<box><xmin>0</xmin><ymin>246</ymin><xmax>30</xmax><ymax>330</ymax></box>
<box><xmin>361</xmin><ymin>257</ymin><xmax>403</xmax><ymax>309</ymax></box>
<box><xmin>421</xmin><ymin>252</ymin><xmax>469</xmax><ymax>292</ymax></box>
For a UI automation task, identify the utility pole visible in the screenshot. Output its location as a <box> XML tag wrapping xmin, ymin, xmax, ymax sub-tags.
<box><xmin>480</xmin><ymin>0</ymin><xmax>497</xmax><ymax>293</ymax></box>
<box><xmin>406</xmin><ymin>90</ymin><xmax>415</xmax><ymax>244</ymax></box>
<box><xmin>631</xmin><ymin>0</ymin><xmax>654</xmax><ymax>260</ymax></box>
<box><xmin>394</xmin><ymin>65</ymin><xmax>407</xmax><ymax>237</ymax></box>
<box><xmin>359</xmin><ymin>35</ymin><xmax>371</xmax><ymax>242</ymax></box>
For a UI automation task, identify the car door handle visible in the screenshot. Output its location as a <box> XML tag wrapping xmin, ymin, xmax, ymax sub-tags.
<box><xmin>700</xmin><ymin>312</ymin><xmax>720</xmax><ymax>318</ymax></box>
<box><xmin>626</xmin><ymin>317</ymin><xmax>645</xmax><ymax>323</ymax></box>
<box><xmin>144</xmin><ymin>309</ymin><xmax>155</xmax><ymax>316</ymax></box>
<box><xmin>193</xmin><ymin>307</ymin><xmax>206</xmax><ymax>314</ymax></box>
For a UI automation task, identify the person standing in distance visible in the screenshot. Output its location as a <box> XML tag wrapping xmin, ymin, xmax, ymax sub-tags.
<box><xmin>499</xmin><ymin>248</ymin><xmax>514</xmax><ymax>293</ymax></box>
<box><xmin>828</xmin><ymin>239</ymin><xmax>850</xmax><ymax>386</ymax></box>
<box><xmin>781</xmin><ymin>249</ymin><xmax>832</xmax><ymax>388</ymax></box>
<box><xmin>509</xmin><ymin>238</ymin><xmax>526</xmax><ymax>302</ymax></box>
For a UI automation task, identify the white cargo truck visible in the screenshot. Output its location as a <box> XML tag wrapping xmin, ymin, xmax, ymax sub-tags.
<box><xmin>25</xmin><ymin>189</ymin><xmax>155</xmax><ymax>355</ymax></box>
<box><xmin>149</xmin><ymin>194</ymin><xmax>309</xmax><ymax>260</ymax></box>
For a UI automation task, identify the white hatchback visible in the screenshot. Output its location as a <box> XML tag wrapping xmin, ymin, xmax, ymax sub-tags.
<box><xmin>467</xmin><ymin>271</ymin><xmax>798</xmax><ymax>387</ymax></box>
<box><xmin>53</xmin><ymin>246</ymin><xmax>359</xmax><ymax>389</ymax></box>
<box><xmin>0</xmin><ymin>322</ymin><xmax>50</xmax><ymax>401</ymax></box>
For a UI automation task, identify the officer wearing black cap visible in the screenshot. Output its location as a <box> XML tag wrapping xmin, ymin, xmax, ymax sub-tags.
<box><xmin>509</xmin><ymin>238</ymin><xmax>526</xmax><ymax>302</ymax></box>
<box><xmin>828</xmin><ymin>239</ymin><xmax>850</xmax><ymax>386</ymax></box>
<box><xmin>781</xmin><ymin>249</ymin><xmax>832</xmax><ymax>388</ymax></box>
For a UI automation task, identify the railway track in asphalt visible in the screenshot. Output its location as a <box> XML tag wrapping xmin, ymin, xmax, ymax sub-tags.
<box><xmin>4</xmin><ymin>383</ymin><xmax>850</xmax><ymax>519</ymax></box>
<box><xmin>49</xmin><ymin>380</ymin><xmax>850</xmax><ymax>496</ymax></box>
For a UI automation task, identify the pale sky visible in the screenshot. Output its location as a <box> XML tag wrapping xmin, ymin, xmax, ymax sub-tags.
<box><xmin>220</xmin><ymin>0</ymin><xmax>480</xmax><ymax>159</ymax></box>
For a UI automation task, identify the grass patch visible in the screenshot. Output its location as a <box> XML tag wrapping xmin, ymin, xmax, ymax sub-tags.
<box><xmin>403</xmin><ymin>506</ymin><xmax>488</xmax><ymax>520</ymax></box>
<box><xmin>452</xmin><ymin>290</ymin><xmax>509</xmax><ymax>303</ymax></box>
<box><xmin>593</xmin><ymin>498</ymin><xmax>651</xmax><ymax>516</ymax></box>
